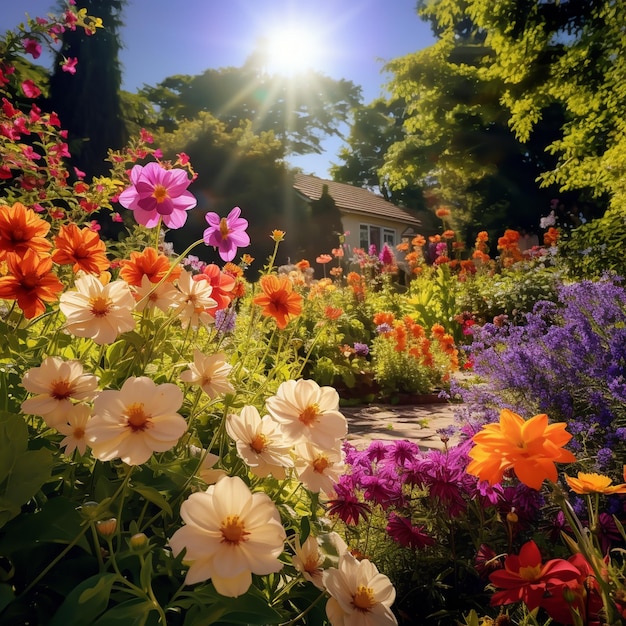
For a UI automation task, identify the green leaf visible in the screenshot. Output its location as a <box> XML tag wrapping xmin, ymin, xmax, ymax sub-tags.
<box><xmin>0</xmin><ymin>584</ymin><xmax>15</xmax><ymax>614</ymax></box>
<box><xmin>48</xmin><ymin>573</ymin><xmax>117</xmax><ymax>626</ymax></box>
<box><xmin>131</xmin><ymin>484</ymin><xmax>173</xmax><ymax>517</ymax></box>
<box><xmin>92</xmin><ymin>599</ymin><xmax>156</xmax><ymax>626</ymax></box>
<box><xmin>299</xmin><ymin>516</ymin><xmax>310</xmax><ymax>544</ymax></box>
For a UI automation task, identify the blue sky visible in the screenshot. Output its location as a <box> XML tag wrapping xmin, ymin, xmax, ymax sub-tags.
<box><xmin>2</xmin><ymin>0</ymin><xmax>435</xmax><ymax>176</ymax></box>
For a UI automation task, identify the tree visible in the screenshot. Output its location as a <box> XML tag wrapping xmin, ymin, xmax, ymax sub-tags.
<box><xmin>48</xmin><ymin>0</ymin><xmax>128</xmax><ymax>178</ymax></box>
<box><xmin>306</xmin><ymin>185</ymin><xmax>344</xmax><ymax>264</ymax></box>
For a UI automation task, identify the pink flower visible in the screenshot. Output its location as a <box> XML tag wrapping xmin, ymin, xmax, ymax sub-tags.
<box><xmin>61</xmin><ymin>57</ymin><xmax>78</xmax><ymax>74</ymax></box>
<box><xmin>203</xmin><ymin>207</ymin><xmax>250</xmax><ymax>262</ymax></box>
<box><xmin>118</xmin><ymin>162</ymin><xmax>197</xmax><ymax>229</ymax></box>
<box><xmin>21</xmin><ymin>80</ymin><xmax>41</xmax><ymax>99</ymax></box>
<box><xmin>23</xmin><ymin>39</ymin><xmax>42</xmax><ymax>59</ymax></box>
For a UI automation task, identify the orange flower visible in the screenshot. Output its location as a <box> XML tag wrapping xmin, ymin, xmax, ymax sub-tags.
<box><xmin>316</xmin><ymin>254</ymin><xmax>332</xmax><ymax>264</ymax></box>
<box><xmin>0</xmin><ymin>202</ymin><xmax>52</xmax><ymax>261</ymax></box>
<box><xmin>373</xmin><ymin>311</ymin><xmax>395</xmax><ymax>326</ymax></box>
<box><xmin>222</xmin><ymin>262</ymin><xmax>243</xmax><ymax>278</ymax></box>
<box><xmin>467</xmin><ymin>409</ymin><xmax>576</xmax><ymax>490</ymax></box>
<box><xmin>324</xmin><ymin>306</ymin><xmax>343</xmax><ymax>320</ymax></box>
<box><xmin>118</xmin><ymin>247</ymin><xmax>180</xmax><ymax>286</ymax></box>
<box><xmin>0</xmin><ymin>250</ymin><xmax>63</xmax><ymax>318</ymax></box>
<box><xmin>295</xmin><ymin>259</ymin><xmax>310</xmax><ymax>271</ymax></box>
<box><xmin>435</xmin><ymin>207</ymin><xmax>451</xmax><ymax>218</ymax></box>
<box><xmin>442</xmin><ymin>229</ymin><xmax>455</xmax><ymax>240</ymax></box>
<box><xmin>544</xmin><ymin>227</ymin><xmax>559</xmax><ymax>247</ymax></box>
<box><xmin>411</xmin><ymin>235</ymin><xmax>426</xmax><ymax>247</ymax></box>
<box><xmin>52</xmin><ymin>223</ymin><xmax>110</xmax><ymax>274</ymax></box>
<box><xmin>253</xmin><ymin>274</ymin><xmax>303</xmax><ymax>329</ymax></box>
<box><xmin>565</xmin><ymin>472</ymin><xmax>626</xmax><ymax>495</ymax></box>
<box><xmin>395</xmin><ymin>242</ymin><xmax>409</xmax><ymax>252</ymax></box>
<box><xmin>271</xmin><ymin>229</ymin><xmax>285</xmax><ymax>242</ymax></box>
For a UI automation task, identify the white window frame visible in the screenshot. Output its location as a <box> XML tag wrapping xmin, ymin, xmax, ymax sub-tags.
<box><xmin>359</xmin><ymin>224</ymin><xmax>396</xmax><ymax>250</ymax></box>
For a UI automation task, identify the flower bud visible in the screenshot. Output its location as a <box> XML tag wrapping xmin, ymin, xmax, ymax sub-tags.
<box><xmin>129</xmin><ymin>532</ymin><xmax>149</xmax><ymax>551</ymax></box>
<box><xmin>96</xmin><ymin>518</ymin><xmax>117</xmax><ymax>538</ymax></box>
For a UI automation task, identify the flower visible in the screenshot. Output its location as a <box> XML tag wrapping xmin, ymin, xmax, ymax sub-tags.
<box><xmin>292</xmin><ymin>535</ymin><xmax>325</xmax><ymax>589</ymax></box>
<box><xmin>192</xmin><ymin>263</ymin><xmax>236</xmax><ymax>313</ymax></box>
<box><xmin>57</xmin><ymin>404</ymin><xmax>92</xmax><ymax>455</ymax></box>
<box><xmin>52</xmin><ymin>223</ymin><xmax>110</xmax><ymax>274</ymax></box>
<box><xmin>324</xmin><ymin>552</ymin><xmax>397</xmax><ymax>626</ymax></box>
<box><xmin>21</xmin><ymin>356</ymin><xmax>99</xmax><ymax>427</ymax></box>
<box><xmin>0</xmin><ymin>201</ymin><xmax>51</xmax><ymax>261</ymax></box>
<box><xmin>294</xmin><ymin>441</ymin><xmax>344</xmax><ymax>496</ymax></box>
<box><xmin>203</xmin><ymin>206</ymin><xmax>250</xmax><ymax>262</ymax></box>
<box><xmin>132</xmin><ymin>274</ymin><xmax>181</xmax><ymax>313</ymax></box>
<box><xmin>173</xmin><ymin>269</ymin><xmax>217</xmax><ymax>329</ymax></box>
<box><xmin>226</xmin><ymin>406</ymin><xmax>293</xmax><ymax>478</ymax></box>
<box><xmin>61</xmin><ymin>57</ymin><xmax>78</xmax><ymax>74</ymax></box>
<box><xmin>180</xmin><ymin>350</ymin><xmax>234</xmax><ymax>399</ymax></box>
<box><xmin>86</xmin><ymin>376</ymin><xmax>187</xmax><ymax>466</ymax></box>
<box><xmin>489</xmin><ymin>540</ymin><xmax>580</xmax><ymax>613</ymax></box>
<box><xmin>316</xmin><ymin>254</ymin><xmax>332</xmax><ymax>264</ymax></box>
<box><xmin>252</xmin><ymin>274</ymin><xmax>303</xmax><ymax>330</ymax></box>
<box><xmin>266</xmin><ymin>379</ymin><xmax>347</xmax><ymax>448</ymax></box>
<box><xmin>118</xmin><ymin>162</ymin><xmax>197</xmax><ymax>229</ymax></box>
<box><xmin>118</xmin><ymin>247</ymin><xmax>180</xmax><ymax>286</ymax></box>
<box><xmin>466</xmin><ymin>409</ymin><xmax>576</xmax><ymax>490</ymax></box>
<box><xmin>564</xmin><ymin>471</ymin><xmax>626</xmax><ymax>495</ymax></box>
<box><xmin>271</xmin><ymin>229</ymin><xmax>285</xmax><ymax>242</ymax></box>
<box><xmin>168</xmin><ymin>476</ymin><xmax>286</xmax><ymax>596</ymax></box>
<box><xmin>59</xmin><ymin>273</ymin><xmax>136</xmax><ymax>345</ymax></box>
<box><xmin>385</xmin><ymin>513</ymin><xmax>435</xmax><ymax>550</ymax></box>
<box><xmin>0</xmin><ymin>250</ymin><xmax>63</xmax><ymax>319</ymax></box>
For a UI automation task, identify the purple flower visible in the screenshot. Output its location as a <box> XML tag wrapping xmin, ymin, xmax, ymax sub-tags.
<box><xmin>386</xmin><ymin>513</ymin><xmax>435</xmax><ymax>550</ymax></box>
<box><xmin>203</xmin><ymin>206</ymin><xmax>250</xmax><ymax>262</ymax></box>
<box><xmin>119</xmin><ymin>162</ymin><xmax>196</xmax><ymax>229</ymax></box>
<box><xmin>353</xmin><ymin>342</ymin><xmax>369</xmax><ymax>357</ymax></box>
<box><xmin>214</xmin><ymin>307</ymin><xmax>237</xmax><ymax>334</ymax></box>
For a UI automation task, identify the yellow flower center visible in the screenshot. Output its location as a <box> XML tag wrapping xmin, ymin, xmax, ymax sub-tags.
<box><xmin>312</xmin><ymin>455</ymin><xmax>330</xmax><ymax>474</ymax></box>
<box><xmin>220</xmin><ymin>515</ymin><xmax>249</xmax><ymax>545</ymax></box>
<box><xmin>518</xmin><ymin>564</ymin><xmax>542</xmax><ymax>581</ymax></box>
<box><xmin>89</xmin><ymin>295</ymin><xmax>111</xmax><ymax>317</ymax></box>
<box><xmin>352</xmin><ymin>584</ymin><xmax>376</xmax><ymax>611</ymax></box>
<box><xmin>125</xmin><ymin>402</ymin><xmax>151</xmax><ymax>432</ymax></box>
<box><xmin>303</xmin><ymin>554</ymin><xmax>320</xmax><ymax>574</ymax></box>
<box><xmin>73</xmin><ymin>426</ymin><xmax>85</xmax><ymax>439</ymax></box>
<box><xmin>219</xmin><ymin>217</ymin><xmax>230</xmax><ymax>239</ymax></box>
<box><xmin>299</xmin><ymin>403</ymin><xmax>320</xmax><ymax>426</ymax></box>
<box><xmin>51</xmin><ymin>379</ymin><xmax>74</xmax><ymax>400</ymax></box>
<box><xmin>249</xmin><ymin>433</ymin><xmax>267</xmax><ymax>453</ymax></box>
<box><xmin>152</xmin><ymin>184</ymin><xmax>169</xmax><ymax>203</ymax></box>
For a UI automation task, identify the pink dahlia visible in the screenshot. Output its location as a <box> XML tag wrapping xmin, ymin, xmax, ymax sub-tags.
<box><xmin>203</xmin><ymin>207</ymin><xmax>250</xmax><ymax>262</ymax></box>
<box><xmin>118</xmin><ymin>162</ymin><xmax>196</xmax><ymax>229</ymax></box>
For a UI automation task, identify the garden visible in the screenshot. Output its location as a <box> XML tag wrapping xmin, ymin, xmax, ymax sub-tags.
<box><xmin>1</xmin><ymin>4</ymin><xmax>626</xmax><ymax>626</ymax></box>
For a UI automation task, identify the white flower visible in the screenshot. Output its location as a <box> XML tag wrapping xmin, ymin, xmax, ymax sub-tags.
<box><xmin>86</xmin><ymin>376</ymin><xmax>187</xmax><ymax>466</ymax></box>
<box><xmin>226</xmin><ymin>406</ymin><xmax>293</xmax><ymax>478</ymax></box>
<box><xmin>57</xmin><ymin>404</ymin><xmax>91</xmax><ymax>456</ymax></box>
<box><xmin>189</xmin><ymin>447</ymin><xmax>226</xmax><ymax>485</ymax></box>
<box><xmin>21</xmin><ymin>356</ymin><xmax>99</xmax><ymax>427</ymax></box>
<box><xmin>180</xmin><ymin>350</ymin><xmax>234</xmax><ymax>399</ymax></box>
<box><xmin>292</xmin><ymin>532</ymin><xmax>348</xmax><ymax>591</ymax></box>
<box><xmin>265</xmin><ymin>379</ymin><xmax>347</xmax><ymax>448</ymax></box>
<box><xmin>294</xmin><ymin>441</ymin><xmax>344</xmax><ymax>496</ymax></box>
<box><xmin>168</xmin><ymin>475</ymin><xmax>286</xmax><ymax>597</ymax></box>
<box><xmin>133</xmin><ymin>274</ymin><xmax>181</xmax><ymax>313</ymax></box>
<box><xmin>174</xmin><ymin>269</ymin><xmax>217</xmax><ymax>329</ymax></box>
<box><xmin>324</xmin><ymin>552</ymin><xmax>397</xmax><ymax>626</ymax></box>
<box><xmin>59</xmin><ymin>273</ymin><xmax>136</xmax><ymax>345</ymax></box>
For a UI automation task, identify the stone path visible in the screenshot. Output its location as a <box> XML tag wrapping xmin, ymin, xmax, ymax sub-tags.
<box><xmin>341</xmin><ymin>401</ymin><xmax>461</xmax><ymax>451</ymax></box>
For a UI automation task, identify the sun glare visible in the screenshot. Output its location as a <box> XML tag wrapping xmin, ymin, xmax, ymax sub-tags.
<box><xmin>261</xmin><ymin>24</ymin><xmax>323</xmax><ymax>76</ymax></box>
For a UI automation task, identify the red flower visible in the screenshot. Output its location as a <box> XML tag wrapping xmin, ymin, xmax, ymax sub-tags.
<box><xmin>489</xmin><ymin>540</ymin><xmax>580</xmax><ymax>613</ymax></box>
<box><xmin>193</xmin><ymin>263</ymin><xmax>236</xmax><ymax>313</ymax></box>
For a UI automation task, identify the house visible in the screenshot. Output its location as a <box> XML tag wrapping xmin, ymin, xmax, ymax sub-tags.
<box><xmin>293</xmin><ymin>173</ymin><xmax>430</xmax><ymax>256</ymax></box>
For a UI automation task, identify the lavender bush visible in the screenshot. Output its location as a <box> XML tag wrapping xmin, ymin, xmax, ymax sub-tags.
<box><xmin>454</xmin><ymin>276</ymin><xmax>626</xmax><ymax>477</ymax></box>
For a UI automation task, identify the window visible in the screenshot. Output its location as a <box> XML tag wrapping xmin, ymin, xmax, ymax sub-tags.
<box><xmin>359</xmin><ymin>224</ymin><xmax>395</xmax><ymax>251</ymax></box>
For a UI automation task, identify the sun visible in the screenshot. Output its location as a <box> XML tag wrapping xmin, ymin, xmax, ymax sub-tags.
<box><xmin>260</xmin><ymin>24</ymin><xmax>324</xmax><ymax>76</ymax></box>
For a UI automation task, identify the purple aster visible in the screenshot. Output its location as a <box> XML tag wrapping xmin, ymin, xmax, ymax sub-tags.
<box><xmin>118</xmin><ymin>162</ymin><xmax>197</xmax><ymax>229</ymax></box>
<box><xmin>386</xmin><ymin>440</ymin><xmax>419</xmax><ymax>466</ymax></box>
<box><xmin>386</xmin><ymin>513</ymin><xmax>435</xmax><ymax>550</ymax></box>
<box><xmin>353</xmin><ymin>342</ymin><xmax>369</xmax><ymax>357</ymax></box>
<box><xmin>214</xmin><ymin>307</ymin><xmax>237</xmax><ymax>334</ymax></box>
<box><xmin>375</xmin><ymin>323</ymin><xmax>392</xmax><ymax>334</ymax></box>
<box><xmin>203</xmin><ymin>206</ymin><xmax>250</xmax><ymax>262</ymax></box>
<box><xmin>326</xmin><ymin>483</ymin><xmax>371</xmax><ymax>526</ymax></box>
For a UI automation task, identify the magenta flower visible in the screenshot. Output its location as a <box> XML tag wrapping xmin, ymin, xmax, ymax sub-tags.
<box><xmin>61</xmin><ymin>57</ymin><xmax>78</xmax><ymax>74</ymax></box>
<box><xmin>386</xmin><ymin>513</ymin><xmax>435</xmax><ymax>550</ymax></box>
<box><xmin>203</xmin><ymin>206</ymin><xmax>250</xmax><ymax>262</ymax></box>
<box><xmin>118</xmin><ymin>162</ymin><xmax>197</xmax><ymax>229</ymax></box>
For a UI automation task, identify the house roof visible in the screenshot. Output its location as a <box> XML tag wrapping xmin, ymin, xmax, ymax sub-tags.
<box><xmin>293</xmin><ymin>173</ymin><xmax>422</xmax><ymax>227</ymax></box>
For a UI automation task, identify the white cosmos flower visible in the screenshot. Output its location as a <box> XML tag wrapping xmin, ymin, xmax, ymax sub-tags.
<box><xmin>226</xmin><ymin>406</ymin><xmax>293</xmax><ymax>478</ymax></box>
<box><xmin>57</xmin><ymin>404</ymin><xmax>91</xmax><ymax>456</ymax></box>
<box><xmin>294</xmin><ymin>441</ymin><xmax>344</xmax><ymax>496</ymax></box>
<box><xmin>133</xmin><ymin>274</ymin><xmax>181</xmax><ymax>313</ymax></box>
<box><xmin>174</xmin><ymin>269</ymin><xmax>217</xmax><ymax>329</ymax></box>
<box><xmin>21</xmin><ymin>356</ymin><xmax>99</xmax><ymax>427</ymax></box>
<box><xmin>189</xmin><ymin>446</ymin><xmax>227</xmax><ymax>485</ymax></box>
<box><xmin>324</xmin><ymin>552</ymin><xmax>397</xmax><ymax>626</ymax></box>
<box><xmin>59</xmin><ymin>273</ymin><xmax>136</xmax><ymax>345</ymax></box>
<box><xmin>168</xmin><ymin>475</ymin><xmax>286</xmax><ymax>597</ymax></box>
<box><xmin>292</xmin><ymin>532</ymin><xmax>349</xmax><ymax>591</ymax></box>
<box><xmin>86</xmin><ymin>376</ymin><xmax>187</xmax><ymax>466</ymax></box>
<box><xmin>180</xmin><ymin>350</ymin><xmax>234</xmax><ymax>399</ymax></box>
<box><xmin>265</xmin><ymin>379</ymin><xmax>347</xmax><ymax>448</ymax></box>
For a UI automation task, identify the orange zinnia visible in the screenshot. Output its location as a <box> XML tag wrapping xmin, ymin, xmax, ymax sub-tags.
<box><xmin>466</xmin><ymin>409</ymin><xmax>576</xmax><ymax>490</ymax></box>
<box><xmin>0</xmin><ymin>250</ymin><xmax>63</xmax><ymax>318</ymax></box>
<box><xmin>0</xmin><ymin>202</ymin><xmax>52</xmax><ymax>261</ymax></box>
<box><xmin>118</xmin><ymin>247</ymin><xmax>180</xmax><ymax>286</ymax></box>
<box><xmin>253</xmin><ymin>274</ymin><xmax>303</xmax><ymax>329</ymax></box>
<box><xmin>565</xmin><ymin>472</ymin><xmax>626</xmax><ymax>495</ymax></box>
<box><xmin>52</xmin><ymin>223</ymin><xmax>110</xmax><ymax>274</ymax></box>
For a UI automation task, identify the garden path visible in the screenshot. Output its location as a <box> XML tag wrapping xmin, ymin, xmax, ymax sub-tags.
<box><xmin>341</xmin><ymin>401</ymin><xmax>460</xmax><ymax>451</ymax></box>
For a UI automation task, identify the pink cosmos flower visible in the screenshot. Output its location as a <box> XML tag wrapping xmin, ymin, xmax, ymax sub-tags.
<box><xmin>23</xmin><ymin>39</ymin><xmax>42</xmax><ymax>59</ymax></box>
<box><xmin>118</xmin><ymin>162</ymin><xmax>197</xmax><ymax>229</ymax></box>
<box><xmin>203</xmin><ymin>207</ymin><xmax>250</xmax><ymax>262</ymax></box>
<box><xmin>21</xmin><ymin>80</ymin><xmax>41</xmax><ymax>99</ymax></box>
<box><xmin>61</xmin><ymin>57</ymin><xmax>78</xmax><ymax>74</ymax></box>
